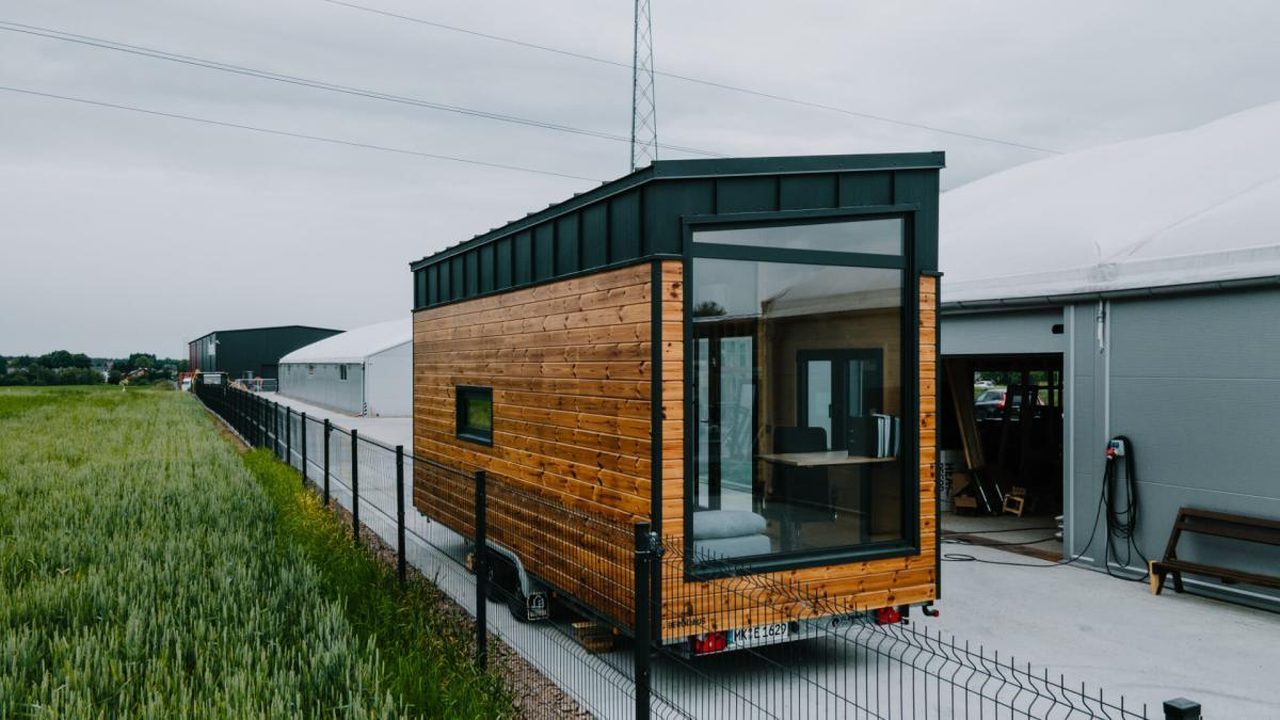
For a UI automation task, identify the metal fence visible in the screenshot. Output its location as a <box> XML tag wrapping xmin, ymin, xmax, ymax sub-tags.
<box><xmin>194</xmin><ymin>383</ymin><xmax>1202</xmax><ymax>720</ymax></box>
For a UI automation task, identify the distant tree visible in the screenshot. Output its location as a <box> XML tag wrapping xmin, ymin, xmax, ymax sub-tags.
<box><xmin>107</xmin><ymin>369</ymin><xmax>123</xmax><ymax>385</ymax></box>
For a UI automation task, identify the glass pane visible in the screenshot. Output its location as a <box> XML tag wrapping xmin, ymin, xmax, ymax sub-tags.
<box><xmin>803</xmin><ymin>360</ymin><xmax>832</xmax><ymax>447</ymax></box>
<box><xmin>689</xmin><ymin>255</ymin><xmax>906</xmax><ymax>564</ymax></box>
<box><xmin>694</xmin><ymin>218</ymin><xmax>902</xmax><ymax>255</ymax></box>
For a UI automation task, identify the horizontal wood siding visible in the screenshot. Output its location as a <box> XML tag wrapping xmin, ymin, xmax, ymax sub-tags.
<box><xmin>413</xmin><ymin>263</ymin><xmax>661</xmax><ymax>627</ymax></box>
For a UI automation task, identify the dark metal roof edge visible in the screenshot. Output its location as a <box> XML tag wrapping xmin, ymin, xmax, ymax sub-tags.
<box><xmin>408</xmin><ymin>152</ymin><xmax>945</xmax><ymax>271</ymax></box>
<box><xmin>940</xmin><ymin>275</ymin><xmax>1280</xmax><ymax>313</ymax></box>
<box><xmin>188</xmin><ymin>325</ymin><xmax>344</xmax><ymax>343</ymax></box>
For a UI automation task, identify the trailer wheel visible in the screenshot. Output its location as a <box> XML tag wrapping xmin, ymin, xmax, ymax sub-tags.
<box><xmin>507</xmin><ymin>587</ymin><xmax>532</xmax><ymax>623</ymax></box>
<box><xmin>484</xmin><ymin>554</ymin><xmax>514</xmax><ymax>604</ymax></box>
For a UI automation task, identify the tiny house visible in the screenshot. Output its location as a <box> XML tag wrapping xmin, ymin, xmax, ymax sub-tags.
<box><xmin>410</xmin><ymin>153</ymin><xmax>943</xmax><ymax>644</ymax></box>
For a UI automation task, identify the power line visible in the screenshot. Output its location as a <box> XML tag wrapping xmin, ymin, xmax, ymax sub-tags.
<box><xmin>320</xmin><ymin>0</ymin><xmax>1062</xmax><ymax>155</ymax></box>
<box><xmin>0</xmin><ymin>20</ymin><xmax>725</xmax><ymax>159</ymax></box>
<box><xmin>0</xmin><ymin>85</ymin><xmax>603</xmax><ymax>182</ymax></box>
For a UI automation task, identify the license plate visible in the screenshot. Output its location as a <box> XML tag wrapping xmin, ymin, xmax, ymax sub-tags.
<box><xmin>732</xmin><ymin>622</ymin><xmax>791</xmax><ymax>648</ymax></box>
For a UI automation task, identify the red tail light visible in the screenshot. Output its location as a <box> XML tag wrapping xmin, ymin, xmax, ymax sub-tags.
<box><xmin>691</xmin><ymin>631</ymin><xmax>729</xmax><ymax>654</ymax></box>
<box><xmin>875</xmin><ymin>607</ymin><xmax>903</xmax><ymax>625</ymax></box>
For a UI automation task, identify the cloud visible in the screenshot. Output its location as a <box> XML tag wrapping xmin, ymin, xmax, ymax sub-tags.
<box><xmin>1</xmin><ymin>0</ymin><xmax>1277</xmax><ymax>356</ymax></box>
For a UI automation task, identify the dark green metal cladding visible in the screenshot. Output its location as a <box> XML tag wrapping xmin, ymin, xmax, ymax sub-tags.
<box><xmin>187</xmin><ymin>325</ymin><xmax>342</xmax><ymax>379</ymax></box>
<box><xmin>409</xmin><ymin>152</ymin><xmax>944</xmax><ymax>310</ymax></box>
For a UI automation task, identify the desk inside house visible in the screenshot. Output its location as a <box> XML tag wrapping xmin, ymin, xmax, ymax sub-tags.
<box><xmin>757</xmin><ymin>451</ymin><xmax>896</xmax><ymax>467</ymax></box>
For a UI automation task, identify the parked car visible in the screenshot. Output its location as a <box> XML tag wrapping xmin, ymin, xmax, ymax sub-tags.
<box><xmin>975</xmin><ymin>387</ymin><xmax>1046</xmax><ymax>420</ymax></box>
<box><xmin>974</xmin><ymin>388</ymin><xmax>1006</xmax><ymax>419</ymax></box>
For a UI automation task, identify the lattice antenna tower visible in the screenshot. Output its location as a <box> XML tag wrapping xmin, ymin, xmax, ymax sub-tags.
<box><xmin>630</xmin><ymin>0</ymin><xmax>658</xmax><ymax>170</ymax></box>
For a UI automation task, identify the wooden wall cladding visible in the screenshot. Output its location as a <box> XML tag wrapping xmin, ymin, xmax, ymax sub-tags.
<box><xmin>412</xmin><ymin>261</ymin><xmax>677</xmax><ymax>628</ymax></box>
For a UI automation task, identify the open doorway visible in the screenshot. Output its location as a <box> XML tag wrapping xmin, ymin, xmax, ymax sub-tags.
<box><xmin>939</xmin><ymin>354</ymin><xmax>1064</xmax><ymax>560</ymax></box>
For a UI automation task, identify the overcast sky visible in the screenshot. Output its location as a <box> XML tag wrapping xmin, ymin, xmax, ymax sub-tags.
<box><xmin>1</xmin><ymin>0</ymin><xmax>1277</xmax><ymax>358</ymax></box>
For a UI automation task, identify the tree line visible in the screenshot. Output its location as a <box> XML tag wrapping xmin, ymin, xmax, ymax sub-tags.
<box><xmin>0</xmin><ymin>351</ymin><xmax>187</xmax><ymax>387</ymax></box>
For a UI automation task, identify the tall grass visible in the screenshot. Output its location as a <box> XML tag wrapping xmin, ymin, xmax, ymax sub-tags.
<box><xmin>0</xmin><ymin>387</ymin><xmax>509</xmax><ymax>718</ymax></box>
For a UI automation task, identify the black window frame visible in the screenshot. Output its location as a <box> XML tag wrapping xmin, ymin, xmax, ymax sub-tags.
<box><xmin>455</xmin><ymin>385</ymin><xmax>494</xmax><ymax>446</ymax></box>
<box><xmin>681</xmin><ymin>205</ymin><xmax>922</xmax><ymax>579</ymax></box>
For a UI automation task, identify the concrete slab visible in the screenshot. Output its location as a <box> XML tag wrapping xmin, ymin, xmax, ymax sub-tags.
<box><xmin>254</xmin><ymin>391</ymin><xmax>1280</xmax><ymax>718</ymax></box>
<box><xmin>929</xmin><ymin>542</ymin><xmax>1280</xmax><ymax>717</ymax></box>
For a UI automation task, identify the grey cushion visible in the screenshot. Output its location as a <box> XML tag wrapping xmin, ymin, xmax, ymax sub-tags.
<box><xmin>692</xmin><ymin>510</ymin><xmax>767</xmax><ymax>540</ymax></box>
<box><xmin>694</xmin><ymin>534</ymin><xmax>772</xmax><ymax>561</ymax></box>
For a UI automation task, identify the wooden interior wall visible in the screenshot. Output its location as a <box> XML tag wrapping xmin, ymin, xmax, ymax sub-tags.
<box><xmin>658</xmin><ymin>273</ymin><xmax>938</xmax><ymax>641</ymax></box>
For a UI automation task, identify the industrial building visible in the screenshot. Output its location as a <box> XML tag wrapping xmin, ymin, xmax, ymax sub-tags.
<box><xmin>278</xmin><ymin>318</ymin><xmax>412</xmax><ymax>417</ymax></box>
<box><xmin>939</xmin><ymin>103</ymin><xmax>1280</xmax><ymax>608</ymax></box>
<box><xmin>187</xmin><ymin>325</ymin><xmax>341</xmax><ymax>380</ymax></box>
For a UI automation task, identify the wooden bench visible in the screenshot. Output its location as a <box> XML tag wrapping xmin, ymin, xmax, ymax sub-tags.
<box><xmin>1149</xmin><ymin>507</ymin><xmax>1280</xmax><ymax>595</ymax></box>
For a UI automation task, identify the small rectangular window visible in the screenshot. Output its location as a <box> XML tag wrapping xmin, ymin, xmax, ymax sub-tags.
<box><xmin>456</xmin><ymin>386</ymin><xmax>493</xmax><ymax>445</ymax></box>
<box><xmin>339</xmin><ymin>365</ymin><xmax>348</xmax><ymax>381</ymax></box>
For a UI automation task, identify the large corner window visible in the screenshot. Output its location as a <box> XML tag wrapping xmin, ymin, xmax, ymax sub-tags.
<box><xmin>687</xmin><ymin>216</ymin><xmax>914</xmax><ymax>573</ymax></box>
<box><xmin>456</xmin><ymin>385</ymin><xmax>494</xmax><ymax>445</ymax></box>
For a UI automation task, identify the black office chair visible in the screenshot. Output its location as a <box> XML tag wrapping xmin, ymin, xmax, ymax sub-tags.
<box><xmin>765</xmin><ymin>427</ymin><xmax>835</xmax><ymax>549</ymax></box>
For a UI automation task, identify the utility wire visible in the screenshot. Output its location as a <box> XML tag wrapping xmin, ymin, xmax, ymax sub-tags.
<box><xmin>0</xmin><ymin>85</ymin><xmax>603</xmax><ymax>182</ymax></box>
<box><xmin>320</xmin><ymin>0</ymin><xmax>1062</xmax><ymax>155</ymax></box>
<box><xmin>0</xmin><ymin>20</ymin><xmax>724</xmax><ymax>159</ymax></box>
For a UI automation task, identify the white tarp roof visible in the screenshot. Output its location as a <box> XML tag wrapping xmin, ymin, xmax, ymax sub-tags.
<box><xmin>279</xmin><ymin>318</ymin><xmax>410</xmax><ymax>364</ymax></box>
<box><xmin>941</xmin><ymin>102</ymin><xmax>1280</xmax><ymax>304</ymax></box>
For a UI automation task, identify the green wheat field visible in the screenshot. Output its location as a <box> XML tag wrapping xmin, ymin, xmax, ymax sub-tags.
<box><xmin>0</xmin><ymin>387</ymin><xmax>509</xmax><ymax>718</ymax></box>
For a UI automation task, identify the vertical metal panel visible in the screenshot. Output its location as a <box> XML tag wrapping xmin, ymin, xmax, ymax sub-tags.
<box><xmin>479</xmin><ymin>243</ymin><xmax>495</xmax><ymax>293</ymax></box>
<box><xmin>514</xmin><ymin>231</ymin><xmax>533</xmax><ymax>285</ymax></box>
<box><xmin>427</xmin><ymin>264</ymin><xmax>439</xmax><ymax>305</ymax></box>
<box><xmin>838</xmin><ymin>171</ymin><xmax>893</xmax><ymax>206</ymax></box>
<box><xmin>451</xmin><ymin>257</ymin><xmax>465</xmax><ymax>301</ymax></box>
<box><xmin>495</xmin><ymin>237</ymin><xmax>513</xmax><ymax>288</ymax></box>
<box><xmin>1065</xmin><ymin>291</ymin><xmax>1280</xmax><ymax>606</ymax></box>
<box><xmin>779</xmin><ymin>173</ymin><xmax>837</xmax><ymax>210</ymax></box>
<box><xmin>892</xmin><ymin>170</ymin><xmax>940</xmax><ymax>272</ymax></box>
<box><xmin>642</xmin><ymin>181</ymin><xmax>714</xmax><ymax>255</ymax></box>
<box><xmin>415</xmin><ymin>269</ymin><xmax>426</xmax><ymax>308</ymax></box>
<box><xmin>714</xmin><ymin>176</ymin><xmax>778</xmax><ymax>213</ymax></box>
<box><xmin>438</xmin><ymin>260</ymin><xmax>451</xmax><ymax>302</ymax></box>
<box><xmin>534</xmin><ymin>223</ymin><xmax>554</xmax><ymax>280</ymax></box>
<box><xmin>464</xmin><ymin>250</ymin><xmax>479</xmax><ymax>296</ymax></box>
<box><xmin>582</xmin><ymin>204</ymin><xmax>608</xmax><ymax>266</ymax></box>
<box><xmin>609</xmin><ymin>191</ymin><xmax>641</xmax><ymax>261</ymax></box>
<box><xmin>556</xmin><ymin>215</ymin><xmax>580</xmax><ymax>274</ymax></box>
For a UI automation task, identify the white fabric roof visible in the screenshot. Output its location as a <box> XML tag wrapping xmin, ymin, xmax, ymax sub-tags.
<box><xmin>941</xmin><ymin>102</ymin><xmax>1280</xmax><ymax>304</ymax></box>
<box><xmin>279</xmin><ymin>318</ymin><xmax>410</xmax><ymax>364</ymax></box>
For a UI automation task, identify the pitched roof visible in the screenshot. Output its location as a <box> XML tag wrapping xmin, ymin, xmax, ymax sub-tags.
<box><xmin>941</xmin><ymin>102</ymin><xmax>1280</xmax><ymax>304</ymax></box>
<box><xmin>279</xmin><ymin>318</ymin><xmax>410</xmax><ymax>364</ymax></box>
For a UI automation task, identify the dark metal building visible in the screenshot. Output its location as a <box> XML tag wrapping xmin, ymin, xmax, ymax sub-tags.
<box><xmin>187</xmin><ymin>325</ymin><xmax>342</xmax><ymax>380</ymax></box>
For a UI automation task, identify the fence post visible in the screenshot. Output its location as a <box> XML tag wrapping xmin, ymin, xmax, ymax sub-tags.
<box><xmin>273</xmin><ymin>401</ymin><xmax>280</xmax><ymax>458</ymax></box>
<box><xmin>285</xmin><ymin>406</ymin><xmax>292</xmax><ymax>467</ymax></box>
<box><xmin>474</xmin><ymin>470</ymin><xmax>488</xmax><ymax>670</ymax></box>
<box><xmin>322</xmin><ymin>419</ymin><xmax>331</xmax><ymax>506</ymax></box>
<box><xmin>258</xmin><ymin>395</ymin><xmax>265</xmax><ymax>448</ymax></box>
<box><xmin>300</xmin><ymin>412</ymin><xmax>308</xmax><ymax>486</ymax></box>
<box><xmin>634</xmin><ymin>521</ymin><xmax>654</xmax><ymax>720</ymax></box>
<box><xmin>396</xmin><ymin>444</ymin><xmax>406</xmax><ymax>586</ymax></box>
<box><xmin>1163</xmin><ymin>698</ymin><xmax>1202</xmax><ymax>720</ymax></box>
<box><xmin>350</xmin><ymin>428</ymin><xmax>360</xmax><ymax>543</ymax></box>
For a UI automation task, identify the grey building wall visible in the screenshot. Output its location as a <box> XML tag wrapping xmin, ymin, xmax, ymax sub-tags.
<box><xmin>279</xmin><ymin>362</ymin><xmax>365</xmax><ymax>415</ymax></box>
<box><xmin>946</xmin><ymin>292</ymin><xmax>1280</xmax><ymax>608</ymax></box>
<box><xmin>1062</xmin><ymin>294</ymin><xmax>1280</xmax><ymax>608</ymax></box>
<box><xmin>941</xmin><ymin>308</ymin><xmax>1065</xmax><ymax>356</ymax></box>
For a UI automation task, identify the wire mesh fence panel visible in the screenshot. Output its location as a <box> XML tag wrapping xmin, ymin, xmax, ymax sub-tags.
<box><xmin>645</xmin><ymin>535</ymin><xmax>1152</xmax><ymax>720</ymax></box>
<box><xmin>191</xmin><ymin>385</ymin><xmax>1169</xmax><ymax>720</ymax></box>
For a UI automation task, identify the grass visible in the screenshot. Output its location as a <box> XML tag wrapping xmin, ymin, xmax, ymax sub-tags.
<box><xmin>0</xmin><ymin>387</ymin><xmax>510</xmax><ymax>718</ymax></box>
